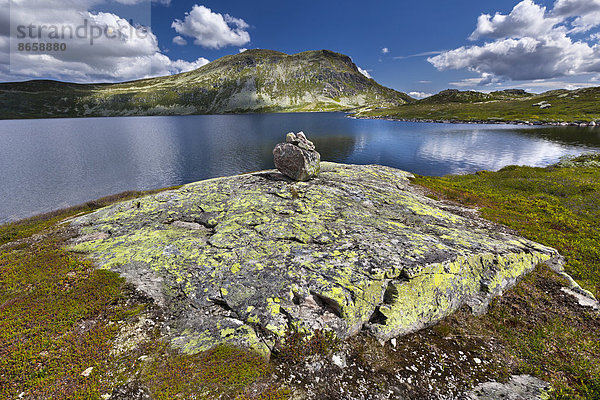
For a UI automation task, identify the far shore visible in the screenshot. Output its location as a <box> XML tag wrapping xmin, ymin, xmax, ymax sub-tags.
<box><xmin>349</xmin><ymin>114</ymin><xmax>600</xmax><ymax>128</ymax></box>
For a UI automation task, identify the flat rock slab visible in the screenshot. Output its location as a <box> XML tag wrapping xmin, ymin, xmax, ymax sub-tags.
<box><xmin>467</xmin><ymin>375</ymin><xmax>550</xmax><ymax>400</ymax></box>
<box><xmin>70</xmin><ymin>163</ymin><xmax>558</xmax><ymax>357</ymax></box>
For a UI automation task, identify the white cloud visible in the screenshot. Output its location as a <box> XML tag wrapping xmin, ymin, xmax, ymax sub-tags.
<box><xmin>409</xmin><ymin>91</ymin><xmax>433</xmax><ymax>99</ymax></box>
<box><xmin>513</xmin><ymin>79</ymin><xmax>599</xmax><ymax>89</ymax></box>
<box><xmin>418</xmin><ymin>80</ymin><xmax>432</xmax><ymax>84</ymax></box>
<box><xmin>1</xmin><ymin>0</ymin><xmax>209</xmax><ymax>82</ymax></box>
<box><xmin>357</xmin><ymin>66</ymin><xmax>372</xmax><ymax>78</ymax></box>
<box><xmin>381</xmin><ymin>47</ymin><xmax>389</xmax><ymax>54</ymax></box>
<box><xmin>162</xmin><ymin>55</ymin><xmax>209</xmax><ymax>73</ymax></box>
<box><xmin>172</xmin><ymin>35</ymin><xmax>187</xmax><ymax>45</ymax></box>
<box><xmin>449</xmin><ymin>73</ymin><xmax>506</xmax><ymax>87</ymax></box>
<box><xmin>553</xmin><ymin>0</ymin><xmax>600</xmax><ymax>32</ymax></box>
<box><xmin>450</xmin><ymin>76</ymin><xmax>598</xmax><ymax>92</ymax></box>
<box><xmin>394</xmin><ymin>50</ymin><xmax>445</xmax><ymax>60</ymax></box>
<box><xmin>430</xmin><ymin>0</ymin><xmax>600</xmax><ymax>84</ymax></box>
<box><xmin>238</xmin><ymin>48</ymin><xmax>248</xmax><ymax>53</ymax></box>
<box><xmin>469</xmin><ymin>0</ymin><xmax>560</xmax><ymax>40</ymax></box>
<box><xmin>172</xmin><ymin>5</ymin><xmax>250</xmax><ymax>49</ymax></box>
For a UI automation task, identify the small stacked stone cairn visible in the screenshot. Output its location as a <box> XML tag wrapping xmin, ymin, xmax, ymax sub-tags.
<box><xmin>273</xmin><ymin>132</ymin><xmax>321</xmax><ymax>181</ymax></box>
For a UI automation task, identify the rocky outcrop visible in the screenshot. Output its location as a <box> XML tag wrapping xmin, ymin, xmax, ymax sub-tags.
<box><xmin>467</xmin><ymin>375</ymin><xmax>550</xmax><ymax>400</ymax></box>
<box><xmin>69</xmin><ymin>163</ymin><xmax>559</xmax><ymax>357</ymax></box>
<box><xmin>273</xmin><ymin>132</ymin><xmax>320</xmax><ymax>181</ymax></box>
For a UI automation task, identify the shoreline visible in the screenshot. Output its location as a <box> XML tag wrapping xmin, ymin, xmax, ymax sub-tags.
<box><xmin>349</xmin><ymin>114</ymin><xmax>600</xmax><ymax>128</ymax></box>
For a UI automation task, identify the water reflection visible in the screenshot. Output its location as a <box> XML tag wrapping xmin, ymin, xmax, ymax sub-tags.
<box><xmin>0</xmin><ymin>114</ymin><xmax>597</xmax><ymax>222</ymax></box>
<box><xmin>512</xmin><ymin>127</ymin><xmax>600</xmax><ymax>147</ymax></box>
<box><xmin>416</xmin><ymin>129</ymin><xmax>583</xmax><ymax>174</ymax></box>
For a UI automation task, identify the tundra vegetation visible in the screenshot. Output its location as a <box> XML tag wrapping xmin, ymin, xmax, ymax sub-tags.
<box><xmin>0</xmin><ymin>155</ymin><xmax>599</xmax><ymax>399</ymax></box>
<box><xmin>355</xmin><ymin>88</ymin><xmax>600</xmax><ymax>125</ymax></box>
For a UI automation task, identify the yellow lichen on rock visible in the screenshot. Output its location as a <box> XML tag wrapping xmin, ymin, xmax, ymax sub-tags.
<box><xmin>69</xmin><ymin>163</ymin><xmax>559</xmax><ymax>357</ymax></box>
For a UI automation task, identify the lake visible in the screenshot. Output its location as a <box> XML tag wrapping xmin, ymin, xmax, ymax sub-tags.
<box><xmin>1</xmin><ymin>112</ymin><xmax>599</xmax><ymax>223</ymax></box>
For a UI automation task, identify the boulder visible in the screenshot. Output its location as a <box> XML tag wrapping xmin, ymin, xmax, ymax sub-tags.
<box><xmin>70</xmin><ymin>163</ymin><xmax>560</xmax><ymax>357</ymax></box>
<box><xmin>273</xmin><ymin>132</ymin><xmax>320</xmax><ymax>181</ymax></box>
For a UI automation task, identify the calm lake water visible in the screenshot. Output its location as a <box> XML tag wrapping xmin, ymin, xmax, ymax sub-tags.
<box><xmin>1</xmin><ymin>112</ymin><xmax>599</xmax><ymax>223</ymax></box>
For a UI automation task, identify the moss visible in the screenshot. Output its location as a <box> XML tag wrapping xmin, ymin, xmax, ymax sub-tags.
<box><xmin>0</xmin><ymin>187</ymin><xmax>181</xmax><ymax>247</ymax></box>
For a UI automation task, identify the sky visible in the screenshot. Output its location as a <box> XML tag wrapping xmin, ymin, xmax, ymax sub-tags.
<box><xmin>2</xmin><ymin>0</ymin><xmax>600</xmax><ymax>95</ymax></box>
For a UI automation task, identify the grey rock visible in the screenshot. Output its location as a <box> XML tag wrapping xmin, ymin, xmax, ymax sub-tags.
<box><xmin>70</xmin><ymin>163</ymin><xmax>559</xmax><ymax>357</ymax></box>
<box><xmin>467</xmin><ymin>375</ymin><xmax>550</xmax><ymax>400</ymax></box>
<box><xmin>274</xmin><ymin>133</ymin><xmax>320</xmax><ymax>181</ymax></box>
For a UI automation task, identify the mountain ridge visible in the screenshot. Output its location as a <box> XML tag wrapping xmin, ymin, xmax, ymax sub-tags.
<box><xmin>0</xmin><ymin>49</ymin><xmax>413</xmax><ymax>119</ymax></box>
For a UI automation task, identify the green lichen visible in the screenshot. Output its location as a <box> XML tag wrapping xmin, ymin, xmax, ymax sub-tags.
<box><xmin>70</xmin><ymin>163</ymin><xmax>558</xmax><ymax>356</ymax></box>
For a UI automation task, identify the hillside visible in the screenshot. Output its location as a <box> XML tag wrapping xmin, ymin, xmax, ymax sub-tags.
<box><xmin>419</xmin><ymin>89</ymin><xmax>532</xmax><ymax>104</ymax></box>
<box><xmin>356</xmin><ymin>87</ymin><xmax>600</xmax><ymax>125</ymax></box>
<box><xmin>0</xmin><ymin>50</ymin><xmax>413</xmax><ymax>119</ymax></box>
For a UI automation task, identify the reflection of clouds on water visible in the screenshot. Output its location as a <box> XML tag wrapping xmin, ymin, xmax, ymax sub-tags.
<box><xmin>416</xmin><ymin>130</ymin><xmax>585</xmax><ymax>174</ymax></box>
<box><xmin>353</xmin><ymin>135</ymin><xmax>369</xmax><ymax>153</ymax></box>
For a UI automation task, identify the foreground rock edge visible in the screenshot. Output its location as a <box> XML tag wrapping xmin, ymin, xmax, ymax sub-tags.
<box><xmin>68</xmin><ymin>162</ymin><xmax>564</xmax><ymax>358</ymax></box>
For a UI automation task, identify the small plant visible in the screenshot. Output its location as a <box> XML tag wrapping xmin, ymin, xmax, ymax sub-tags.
<box><xmin>274</xmin><ymin>328</ymin><xmax>339</xmax><ymax>363</ymax></box>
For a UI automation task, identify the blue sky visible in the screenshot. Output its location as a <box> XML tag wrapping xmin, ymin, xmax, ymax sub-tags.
<box><xmin>2</xmin><ymin>0</ymin><xmax>600</xmax><ymax>95</ymax></box>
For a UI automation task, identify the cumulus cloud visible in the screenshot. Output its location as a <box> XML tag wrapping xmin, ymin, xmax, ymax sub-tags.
<box><xmin>381</xmin><ymin>47</ymin><xmax>389</xmax><ymax>54</ymax></box>
<box><xmin>172</xmin><ymin>5</ymin><xmax>250</xmax><ymax>49</ymax></box>
<box><xmin>238</xmin><ymin>48</ymin><xmax>248</xmax><ymax>53</ymax></box>
<box><xmin>429</xmin><ymin>0</ymin><xmax>600</xmax><ymax>84</ymax></box>
<box><xmin>1</xmin><ymin>0</ymin><xmax>209</xmax><ymax>82</ymax></box>
<box><xmin>553</xmin><ymin>0</ymin><xmax>600</xmax><ymax>32</ymax></box>
<box><xmin>409</xmin><ymin>91</ymin><xmax>433</xmax><ymax>99</ymax></box>
<box><xmin>172</xmin><ymin>35</ymin><xmax>187</xmax><ymax>45</ymax></box>
<box><xmin>469</xmin><ymin>0</ymin><xmax>560</xmax><ymax>40</ymax></box>
<box><xmin>357</xmin><ymin>66</ymin><xmax>372</xmax><ymax>78</ymax></box>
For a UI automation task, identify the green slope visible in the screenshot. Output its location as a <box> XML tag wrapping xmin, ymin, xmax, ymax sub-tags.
<box><xmin>355</xmin><ymin>87</ymin><xmax>600</xmax><ymax>124</ymax></box>
<box><xmin>0</xmin><ymin>49</ymin><xmax>413</xmax><ymax>120</ymax></box>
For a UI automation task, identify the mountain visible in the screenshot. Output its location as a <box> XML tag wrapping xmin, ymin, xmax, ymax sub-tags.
<box><xmin>0</xmin><ymin>50</ymin><xmax>413</xmax><ymax>119</ymax></box>
<box><xmin>355</xmin><ymin>87</ymin><xmax>600</xmax><ymax>124</ymax></box>
<box><xmin>419</xmin><ymin>88</ymin><xmax>533</xmax><ymax>104</ymax></box>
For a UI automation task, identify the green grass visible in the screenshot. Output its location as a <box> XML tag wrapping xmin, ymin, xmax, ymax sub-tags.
<box><xmin>413</xmin><ymin>153</ymin><xmax>600</xmax><ymax>399</ymax></box>
<box><xmin>434</xmin><ymin>264</ymin><xmax>600</xmax><ymax>400</ymax></box>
